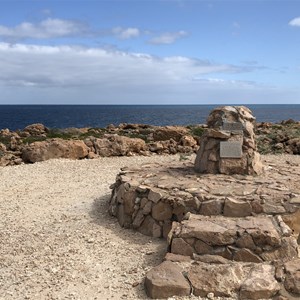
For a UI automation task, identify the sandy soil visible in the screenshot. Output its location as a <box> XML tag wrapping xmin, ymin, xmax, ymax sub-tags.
<box><xmin>1</xmin><ymin>154</ymin><xmax>299</xmax><ymax>300</ymax></box>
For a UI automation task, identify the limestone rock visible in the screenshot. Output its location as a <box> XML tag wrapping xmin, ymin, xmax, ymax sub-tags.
<box><xmin>23</xmin><ymin>123</ymin><xmax>48</xmax><ymax>136</ymax></box>
<box><xmin>240</xmin><ymin>264</ymin><xmax>280</xmax><ymax>299</ymax></box>
<box><xmin>22</xmin><ymin>138</ymin><xmax>88</xmax><ymax>163</ymax></box>
<box><xmin>180</xmin><ymin>135</ymin><xmax>197</xmax><ymax>147</ymax></box>
<box><xmin>199</xmin><ymin>199</ymin><xmax>224</xmax><ymax>215</ymax></box>
<box><xmin>153</xmin><ymin>126</ymin><xmax>188</xmax><ymax>142</ymax></box>
<box><xmin>284</xmin><ymin>259</ymin><xmax>300</xmax><ymax>295</ymax></box>
<box><xmin>92</xmin><ymin>135</ymin><xmax>146</xmax><ymax>156</ymax></box>
<box><xmin>223</xmin><ymin>197</ymin><xmax>252</xmax><ymax>217</ymax></box>
<box><xmin>188</xmin><ymin>262</ymin><xmax>249</xmax><ymax>297</ymax></box>
<box><xmin>145</xmin><ymin>261</ymin><xmax>191</xmax><ymax>298</ymax></box>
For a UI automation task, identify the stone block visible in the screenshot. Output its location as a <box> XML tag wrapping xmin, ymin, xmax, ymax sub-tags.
<box><xmin>132</xmin><ymin>210</ymin><xmax>145</xmax><ymax>229</ymax></box>
<box><xmin>152</xmin><ymin>201</ymin><xmax>173</xmax><ymax>221</ymax></box>
<box><xmin>188</xmin><ymin>262</ymin><xmax>249</xmax><ymax>298</ymax></box>
<box><xmin>148</xmin><ymin>189</ymin><xmax>163</xmax><ymax>203</ymax></box>
<box><xmin>284</xmin><ymin>258</ymin><xmax>300</xmax><ymax>295</ymax></box>
<box><xmin>171</xmin><ymin>238</ymin><xmax>194</xmax><ymax>257</ymax></box>
<box><xmin>223</xmin><ymin>197</ymin><xmax>252</xmax><ymax>217</ymax></box>
<box><xmin>138</xmin><ymin>215</ymin><xmax>159</xmax><ymax>237</ymax></box>
<box><xmin>145</xmin><ymin>261</ymin><xmax>191</xmax><ymax>299</ymax></box>
<box><xmin>199</xmin><ymin>199</ymin><xmax>224</xmax><ymax>215</ymax></box>
<box><xmin>240</xmin><ymin>264</ymin><xmax>280</xmax><ymax>299</ymax></box>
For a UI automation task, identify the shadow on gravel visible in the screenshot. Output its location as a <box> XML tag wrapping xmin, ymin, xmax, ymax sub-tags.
<box><xmin>89</xmin><ymin>194</ymin><xmax>166</xmax><ymax>248</ymax></box>
<box><xmin>89</xmin><ymin>195</ymin><xmax>167</xmax><ymax>299</ymax></box>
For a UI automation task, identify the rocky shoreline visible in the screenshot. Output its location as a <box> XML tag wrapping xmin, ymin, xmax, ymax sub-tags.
<box><xmin>0</xmin><ymin>119</ymin><xmax>299</xmax><ymax>167</ymax></box>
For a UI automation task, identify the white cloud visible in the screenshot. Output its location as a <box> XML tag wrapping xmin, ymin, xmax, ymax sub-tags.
<box><xmin>0</xmin><ymin>18</ymin><xmax>88</xmax><ymax>40</ymax></box>
<box><xmin>148</xmin><ymin>30</ymin><xmax>188</xmax><ymax>45</ymax></box>
<box><xmin>112</xmin><ymin>27</ymin><xmax>140</xmax><ymax>39</ymax></box>
<box><xmin>232</xmin><ymin>21</ymin><xmax>240</xmax><ymax>29</ymax></box>
<box><xmin>289</xmin><ymin>17</ymin><xmax>300</xmax><ymax>27</ymax></box>
<box><xmin>0</xmin><ymin>42</ymin><xmax>275</xmax><ymax>104</ymax></box>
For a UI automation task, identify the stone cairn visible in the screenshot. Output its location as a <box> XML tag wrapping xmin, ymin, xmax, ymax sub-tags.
<box><xmin>195</xmin><ymin>105</ymin><xmax>263</xmax><ymax>175</ymax></box>
<box><xmin>108</xmin><ymin>106</ymin><xmax>300</xmax><ymax>299</ymax></box>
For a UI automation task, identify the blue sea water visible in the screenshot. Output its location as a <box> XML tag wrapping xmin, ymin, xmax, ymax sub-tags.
<box><xmin>0</xmin><ymin>105</ymin><xmax>299</xmax><ymax>131</ymax></box>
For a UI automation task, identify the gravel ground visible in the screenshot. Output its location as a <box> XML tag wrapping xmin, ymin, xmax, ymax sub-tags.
<box><xmin>1</xmin><ymin>154</ymin><xmax>299</xmax><ymax>300</ymax></box>
<box><xmin>0</xmin><ymin>155</ymin><xmax>182</xmax><ymax>300</ymax></box>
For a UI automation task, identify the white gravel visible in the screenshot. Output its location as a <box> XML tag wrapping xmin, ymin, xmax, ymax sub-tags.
<box><xmin>0</xmin><ymin>155</ymin><xmax>180</xmax><ymax>300</ymax></box>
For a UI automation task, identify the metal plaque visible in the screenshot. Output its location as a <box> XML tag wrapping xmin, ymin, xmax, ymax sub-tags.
<box><xmin>222</xmin><ymin>121</ymin><xmax>244</xmax><ymax>133</ymax></box>
<box><xmin>220</xmin><ymin>141</ymin><xmax>243</xmax><ymax>158</ymax></box>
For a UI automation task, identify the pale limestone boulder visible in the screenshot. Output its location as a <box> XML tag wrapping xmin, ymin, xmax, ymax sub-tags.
<box><xmin>23</xmin><ymin>123</ymin><xmax>48</xmax><ymax>136</ymax></box>
<box><xmin>179</xmin><ymin>135</ymin><xmax>197</xmax><ymax>147</ymax></box>
<box><xmin>145</xmin><ymin>261</ymin><xmax>191</xmax><ymax>298</ymax></box>
<box><xmin>153</xmin><ymin>126</ymin><xmax>189</xmax><ymax>142</ymax></box>
<box><xmin>188</xmin><ymin>262</ymin><xmax>249</xmax><ymax>297</ymax></box>
<box><xmin>240</xmin><ymin>264</ymin><xmax>280</xmax><ymax>299</ymax></box>
<box><xmin>92</xmin><ymin>135</ymin><xmax>146</xmax><ymax>156</ymax></box>
<box><xmin>22</xmin><ymin>138</ymin><xmax>88</xmax><ymax>163</ymax></box>
<box><xmin>284</xmin><ymin>258</ymin><xmax>300</xmax><ymax>294</ymax></box>
<box><xmin>0</xmin><ymin>142</ymin><xmax>6</xmax><ymax>152</ymax></box>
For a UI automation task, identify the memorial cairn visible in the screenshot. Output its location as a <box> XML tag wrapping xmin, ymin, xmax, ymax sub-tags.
<box><xmin>109</xmin><ymin>106</ymin><xmax>300</xmax><ymax>299</ymax></box>
<box><xmin>194</xmin><ymin>106</ymin><xmax>263</xmax><ymax>175</ymax></box>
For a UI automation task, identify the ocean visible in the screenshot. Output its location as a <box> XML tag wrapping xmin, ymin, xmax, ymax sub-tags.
<box><xmin>0</xmin><ymin>105</ymin><xmax>299</xmax><ymax>131</ymax></box>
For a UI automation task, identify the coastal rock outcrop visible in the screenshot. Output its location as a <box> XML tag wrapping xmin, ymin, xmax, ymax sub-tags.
<box><xmin>22</xmin><ymin>138</ymin><xmax>88</xmax><ymax>163</ymax></box>
<box><xmin>23</xmin><ymin>123</ymin><xmax>49</xmax><ymax>137</ymax></box>
<box><xmin>85</xmin><ymin>135</ymin><xmax>147</xmax><ymax>157</ymax></box>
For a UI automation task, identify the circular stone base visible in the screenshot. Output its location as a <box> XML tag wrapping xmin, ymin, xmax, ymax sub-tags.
<box><xmin>109</xmin><ymin>154</ymin><xmax>300</xmax><ymax>238</ymax></box>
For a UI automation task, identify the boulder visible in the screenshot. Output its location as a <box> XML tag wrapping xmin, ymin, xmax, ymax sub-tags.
<box><xmin>22</xmin><ymin>138</ymin><xmax>88</xmax><ymax>163</ymax></box>
<box><xmin>92</xmin><ymin>135</ymin><xmax>146</xmax><ymax>156</ymax></box>
<box><xmin>240</xmin><ymin>264</ymin><xmax>280</xmax><ymax>299</ymax></box>
<box><xmin>145</xmin><ymin>261</ymin><xmax>191</xmax><ymax>298</ymax></box>
<box><xmin>188</xmin><ymin>262</ymin><xmax>249</xmax><ymax>298</ymax></box>
<box><xmin>284</xmin><ymin>259</ymin><xmax>300</xmax><ymax>295</ymax></box>
<box><xmin>153</xmin><ymin>126</ymin><xmax>188</xmax><ymax>142</ymax></box>
<box><xmin>23</xmin><ymin>123</ymin><xmax>48</xmax><ymax>136</ymax></box>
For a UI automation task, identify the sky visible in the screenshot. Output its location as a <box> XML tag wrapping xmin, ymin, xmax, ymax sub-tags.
<box><xmin>0</xmin><ymin>0</ymin><xmax>300</xmax><ymax>104</ymax></box>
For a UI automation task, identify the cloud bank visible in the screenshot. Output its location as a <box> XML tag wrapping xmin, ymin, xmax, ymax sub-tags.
<box><xmin>149</xmin><ymin>30</ymin><xmax>188</xmax><ymax>44</ymax></box>
<box><xmin>0</xmin><ymin>18</ymin><xmax>186</xmax><ymax>45</ymax></box>
<box><xmin>0</xmin><ymin>18</ymin><xmax>88</xmax><ymax>40</ymax></box>
<box><xmin>289</xmin><ymin>17</ymin><xmax>300</xmax><ymax>27</ymax></box>
<box><xmin>0</xmin><ymin>42</ymin><xmax>283</xmax><ymax>104</ymax></box>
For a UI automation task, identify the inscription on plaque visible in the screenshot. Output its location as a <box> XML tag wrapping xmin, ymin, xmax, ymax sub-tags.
<box><xmin>222</xmin><ymin>121</ymin><xmax>244</xmax><ymax>133</ymax></box>
<box><xmin>220</xmin><ymin>141</ymin><xmax>243</xmax><ymax>158</ymax></box>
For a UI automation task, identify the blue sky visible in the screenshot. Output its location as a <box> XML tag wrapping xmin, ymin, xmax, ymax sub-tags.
<box><xmin>0</xmin><ymin>0</ymin><xmax>299</xmax><ymax>104</ymax></box>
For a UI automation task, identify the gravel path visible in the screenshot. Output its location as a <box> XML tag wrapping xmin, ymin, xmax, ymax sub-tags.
<box><xmin>0</xmin><ymin>155</ymin><xmax>180</xmax><ymax>300</ymax></box>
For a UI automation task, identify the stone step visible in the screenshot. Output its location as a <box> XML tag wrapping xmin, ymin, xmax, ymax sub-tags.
<box><xmin>145</xmin><ymin>256</ymin><xmax>300</xmax><ymax>299</ymax></box>
<box><xmin>168</xmin><ymin>214</ymin><xmax>298</xmax><ymax>263</ymax></box>
<box><xmin>109</xmin><ymin>158</ymin><xmax>300</xmax><ymax>238</ymax></box>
